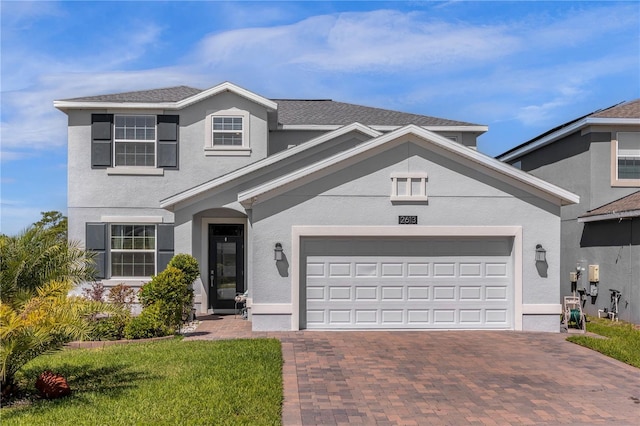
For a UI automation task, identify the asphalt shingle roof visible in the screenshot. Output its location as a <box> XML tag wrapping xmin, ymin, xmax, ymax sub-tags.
<box><xmin>62</xmin><ymin>86</ymin><xmax>203</xmax><ymax>103</ymax></box>
<box><xmin>591</xmin><ymin>99</ymin><xmax>640</xmax><ymax>119</ymax></box>
<box><xmin>60</xmin><ymin>86</ymin><xmax>482</xmax><ymax>127</ymax></box>
<box><xmin>580</xmin><ymin>191</ymin><xmax>640</xmax><ymax>219</ymax></box>
<box><xmin>273</xmin><ymin>99</ymin><xmax>477</xmax><ymax>127</ymax></box>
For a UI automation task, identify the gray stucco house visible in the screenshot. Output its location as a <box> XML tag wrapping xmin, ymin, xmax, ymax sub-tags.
<box><xmin>497</xmin><ymin>100</ymin><xmax>640</xmax><ymax>324</ymax></box>
<box><xmin>55</xmin><ymin>82</ymin><xmax>578</xmax><ymax>332</ymax></box>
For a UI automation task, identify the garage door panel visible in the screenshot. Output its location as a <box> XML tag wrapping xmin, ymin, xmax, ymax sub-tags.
<box><xmin>328</xmin><ymin>287</ymin><xmax>351</xmax><ymax>300</ymax></box>
<box><xmin>355</xmin><ymin>286</ymin><xmax>377</xmax><ymax>300</ymax></box>
<box><xmin>433</xmin><ymin>263</ymin><xmax>456</xmax><ymax>277</ymax></box>
<box><xmin>381</xmin><ymin>286</ymin><xmax>403</xmax><ymax>300</ymax></box>
<box><xmin>486</xmin><ymin>286</ymin><xmax>509</xmax><ymax>300</ymax></box>
<box><xmin>329</xmin><ymin>263</ymin><xmax>351</xmax><ymax>277</ymax></box>
<box><xmin>407</xmin><ymin>286</ymin><xmax>429</xmax><ymax>300</ymax></box>
<box><xmin>407</xmin><ymin>263</ymin><xmax>430</xmax><ymax>276</ymax></box>
<box><xmin>459</xmin><ymin>286</ymin><xmax>482</xmax><ymax>300</ymax></box>
<box><xmin>460</xmin><ymin>263</ymin><xmax>482</xmax><ymax>276</ymax></box>
<box><xmin>305</xmin><ymin>239</ymin><xmax>513</xmax><ymax>330</ymax></box>
<box><xmin>381</xmin><ymin>263</ymin><xmax>403</xmax><ymax>276</ymax></box>
<box><xmin>486</xmin><ymin>263</ymin><xmax>508</xmax><ymax>276</ymax></box>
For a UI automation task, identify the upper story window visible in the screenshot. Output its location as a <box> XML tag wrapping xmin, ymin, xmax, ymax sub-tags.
<box><xmin>114</xmin><ymin>115</ymin><xmax>156</xmax><ymax>167</ymax></box>
<box><xmin>91</xmin><ymin>114</ymin><xmax>179</xmax><ymax>174</ymax></box>
<box><xmin>391</xmin><ymin>172</ymin><xmax>428</xmax><ymax>202</ymax></box>
<box><xmin>213</xmin><ymin>117</ymin><xmax>243</xmax><ymax>146</ymax></box>
<box><xmin>611</xmin><ymin>132</ymin><xmax>640</xmax><ymax>187</ymax></box>
<box><xmin>205</xmin><ymin>109</ymin><xmax>251</xmax><ymax>156</ymax></box>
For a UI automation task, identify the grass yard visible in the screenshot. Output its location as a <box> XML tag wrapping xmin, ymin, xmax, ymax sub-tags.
<box><xmin>567</xmin><ymin>316</ymin><xmax>640</xmax><ymax>368</ymax></box>
<box><xmin>1</xmin><ymin>338</ymin><xmax>283</xmax><ymax>425</ymax></box>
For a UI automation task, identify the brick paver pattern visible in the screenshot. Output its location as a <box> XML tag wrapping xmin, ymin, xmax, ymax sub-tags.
<box><xmin>185</xmin><ymin>315</ymin><xmax>640</xmax><ymax>425</ymax></box>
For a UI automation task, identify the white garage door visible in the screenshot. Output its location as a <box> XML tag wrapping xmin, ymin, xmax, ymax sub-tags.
<box><xmin>303</xmin><ymin>238</ymin><xmax>513</xmax><ymax>330</ymax></box>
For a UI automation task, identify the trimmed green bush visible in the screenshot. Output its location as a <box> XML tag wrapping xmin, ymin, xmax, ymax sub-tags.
<box><xmin>87</xmin><ymin>313</ymin><xmax>130</xmax><ymax>341</ymax></box>
<box><xmin>167</xmin><ymin>254</ymin><xmax>200</xmax><ymax>284</ymax></box>
<box><xmin>138</xmin><ymin>266</ymin><xmax>193</xmax><ymax>331</ymax></box>
<box><xmin>123</xmin><ymin>304</ymin><xmax>171</xmax><ymax>339</ymax></box>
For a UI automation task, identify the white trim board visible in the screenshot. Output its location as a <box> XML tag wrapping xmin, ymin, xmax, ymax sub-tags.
<box><xmin>290</xmin><ymin>225</ymin><xmax>524</xmax><ymax>331</ymax></box>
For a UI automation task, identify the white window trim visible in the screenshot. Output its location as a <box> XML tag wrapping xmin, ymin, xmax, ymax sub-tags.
<box><xmin>106</xmin><ymin>167</ymin><xmax>164</xmax><ymax>176</ymax></box>
<box><xmin>390</xmin><ymin>172</ymin><xmax>428</xmax><ymax>202</ymax></box>
<box><xmin>109</xmin><ymin>223</ymin><xmax>157</xmax><ymax>279</ymax></box>
<box><xmin>113</xmin><ymin>114</ymin><xmax>158</xmax><ymax>168</ymax></box>
<box><xmin>610</xmin><ymin>132</ymin><xmax>640</xmax><ymax>187</ymax></box>
<box><xmin>204</xmin><ymin>108</ymin><xmax>251</xmax><ymax>156</ymax></box>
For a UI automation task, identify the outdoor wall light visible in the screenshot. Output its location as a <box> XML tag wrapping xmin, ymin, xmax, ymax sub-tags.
<box><xmin>274</xmin><ymin>243</ymin><xmax>283</xmax><ymax>261</ymax></box>
<box><xmin>535</xmin><ymin>244</ymin><xmax>546</xmax><ymax>263</ymax></box>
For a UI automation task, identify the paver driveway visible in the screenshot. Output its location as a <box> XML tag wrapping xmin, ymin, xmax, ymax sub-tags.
<box><xmin>186</xmin><ymin>316</ymin><xmax>640</xmax><ymax>425</ymax></box>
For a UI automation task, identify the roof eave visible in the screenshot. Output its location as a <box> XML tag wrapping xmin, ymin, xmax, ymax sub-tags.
<box><xmin>498</xmin><ymin>117</ymin><xmax>640</xmax><ymax>162</ymax></box>
<box><xmin>578</xmin><ymin>210</ymin><xmax>640</xmax><ymax>223</ymax></box>
<box><xmin>54</xmin><ymin>82</ymin><xmax>278</xmax><ymax>112</ymax></box>
<box><xmin>280</xmin><ymin>124</ymin><xmax>488</xmax><ymax>133</ymax></box>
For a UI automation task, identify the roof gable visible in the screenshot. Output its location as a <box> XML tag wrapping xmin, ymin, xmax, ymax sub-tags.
<box><xmin>160</xmin><ymin>123</ymin><xmax>382</xmax><ymax>209</ymax></box>
<box><xmin>54</xmin><ymin>82</ymin><xmax>278</xmax><ymax>111</ymax></box>
<box><xmin>239</xmin><ymin>125</ymin><xmax>579</xmax><ymax>208</ymax></box>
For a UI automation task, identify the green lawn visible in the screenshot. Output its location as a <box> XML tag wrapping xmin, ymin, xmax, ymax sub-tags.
<box><xmin>567</xmin><ymin>316</ymin><xmax>640</xmax><ymax>368</ymax></box>
<box><xmin>1</xmin><ymin>338</ymin><xmax>283</xmax><ymax>425</ymax></box>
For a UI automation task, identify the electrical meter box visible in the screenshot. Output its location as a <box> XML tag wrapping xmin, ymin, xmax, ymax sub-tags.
<box><xmin>569</xmin><ymin>271</ymin><xmax>578</xmax><ymax>282</ymax></box>
<box><xmin>588</xmin><ymin>264</ymin><xmax>600</xmax><ymax>282</ymax></box>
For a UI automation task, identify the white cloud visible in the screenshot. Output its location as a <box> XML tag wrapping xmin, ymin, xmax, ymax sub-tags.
<box><xmin>194</xmin><ymin>10</ymin><xmax>521</xmax><ymax>73</ymax></box>
<box><xmin>0</xmin><ymin>4</ymin><xmax>638</xmax><ymax>162</ymax></box>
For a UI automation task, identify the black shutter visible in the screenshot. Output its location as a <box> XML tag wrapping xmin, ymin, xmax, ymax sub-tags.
<box><xmin>157</xmin><ymin>115</ymin><xmax>179</xmax><ymax>169</ymax></box>
<box><xmin>86</xmin><ymin>223</ymin><xmax>108</xmax><ymax>279</ymax></box>
<box><xmin>157</xmin><ymin>223</ymin><xmax>175</xmax><ymax>272</ymax></box>
<box><xmin>91</xmin><ymin>114</ymin><xmax>113</xmax><ymax>168</ymax></box>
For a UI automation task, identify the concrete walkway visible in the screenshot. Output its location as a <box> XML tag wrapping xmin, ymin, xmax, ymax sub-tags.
<box><xmin>184</xmin><ymin>315</ymin><xmax>640</xmax><ymax>425</ymax></box>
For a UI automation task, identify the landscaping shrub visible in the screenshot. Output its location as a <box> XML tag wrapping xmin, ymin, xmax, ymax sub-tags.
<box><xmin>138</xmin><ymin>266</ymin><xmax>193</xmax><ymax>331</ymax></box>
<box><xmin>107</xmin><ymin>283</ymin><xmax>136</xmax><ymax>310</ymax></box>
<box><xmin>82</xmin><ymin>281</ymin><xmax>105</xmax><ymax>302</ymax></box>
<box><xmin>87</xmin><ymin>313</ymin><xmax>130</xmax><ymax>341</ymax></box>
<box><xmin>167</xmin><ymin>254</ymin><xmax>200</xmax><ymax>284</ymax></box>
<box><xmin>123</xmin><ymin>304</ymin><xmax>171</xmax><ymax>339</ymax></box>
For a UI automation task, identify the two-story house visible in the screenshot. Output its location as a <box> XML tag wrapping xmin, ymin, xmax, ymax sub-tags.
<box><xmin>497</xmin><ymin>100</ymin><xmax>640</xmax><ymax>324</ymax></box>
<box><xmin>55</xmin><ymin>82</ymin><xmax>578</xmax><ymax>332</ymax></box>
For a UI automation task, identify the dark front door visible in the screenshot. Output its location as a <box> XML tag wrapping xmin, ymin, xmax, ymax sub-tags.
<box><xmin>208</xmin><ymin>224</ymin><xmax>244</xmax><ymax>310</ymax></box>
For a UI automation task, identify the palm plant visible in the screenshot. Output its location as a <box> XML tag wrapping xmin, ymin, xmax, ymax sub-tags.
<box><xmin>0</xmin><ymin>280</ymin><xmax>106</xmax><ymax>396</ymax></box>
<box><xmin>0</xmin><ymin>217</ymin><xmax>106</xmax><ymax>398</ymax></box>
<box><xmin>1</xmin><ymin>224</ymin><xmax>95</xmax><ymax>304</ymax></box>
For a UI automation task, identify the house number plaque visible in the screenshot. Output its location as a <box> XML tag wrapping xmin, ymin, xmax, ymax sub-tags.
<box><xmin>398</xmin><ymin>215</ymin><xmax>418</xmax><ymax>225</ymax></box>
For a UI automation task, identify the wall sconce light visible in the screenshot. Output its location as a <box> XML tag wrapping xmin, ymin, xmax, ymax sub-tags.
<box><xmin>535</xmin><ymin>244</ymin><xmax>546</xmax><ymax>262</ymax></box>
<box><xmin>274</xmin><ymin>243</ymin><xmax>283</xmax><ymax>261</ymax></box>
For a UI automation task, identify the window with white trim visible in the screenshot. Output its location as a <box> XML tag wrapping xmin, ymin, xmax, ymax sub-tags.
<box><xmin>213</xmin><ymin>116</ymin><xmax>243</xmax><ymax>146</ymax></box>
<box><xmin>114</xmin><ymin>115</ymin><xmax>156</xmax><ymax>167</ymax></box>
<box><xmin>391</xmin><ymin>173</ymin><xmax>428</xmax><ymax>201</ymax></box>
<box><xmin>205</xmin><ymin>109</ymin><xmax>251</xmax><ymax>156</ymax></box>
<box><xmin>110</xmin><ymin>224</ymin><xmax>156</xmax><ymax>277</ymax></box>
<box><xmin>616</xmin><ymin>132</ymin><xmax>640</xmax><ymax>180</ymax></box>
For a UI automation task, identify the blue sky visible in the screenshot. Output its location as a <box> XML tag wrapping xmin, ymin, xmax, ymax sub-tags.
<box><xmin>1</xmin><ymin>1</ymin><xmax>639</xmax><ymax>235</ymax></box>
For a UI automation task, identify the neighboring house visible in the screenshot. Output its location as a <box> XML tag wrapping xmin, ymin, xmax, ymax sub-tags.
<box><xmin>497</xmin><ymin>100</ymin><xmax>640</xmax><ymax>324</ymax></box>
<box><xmin>55</xmin><ymin>82</ymin><xmax>578</xmax><ymax>332</ymax></box>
